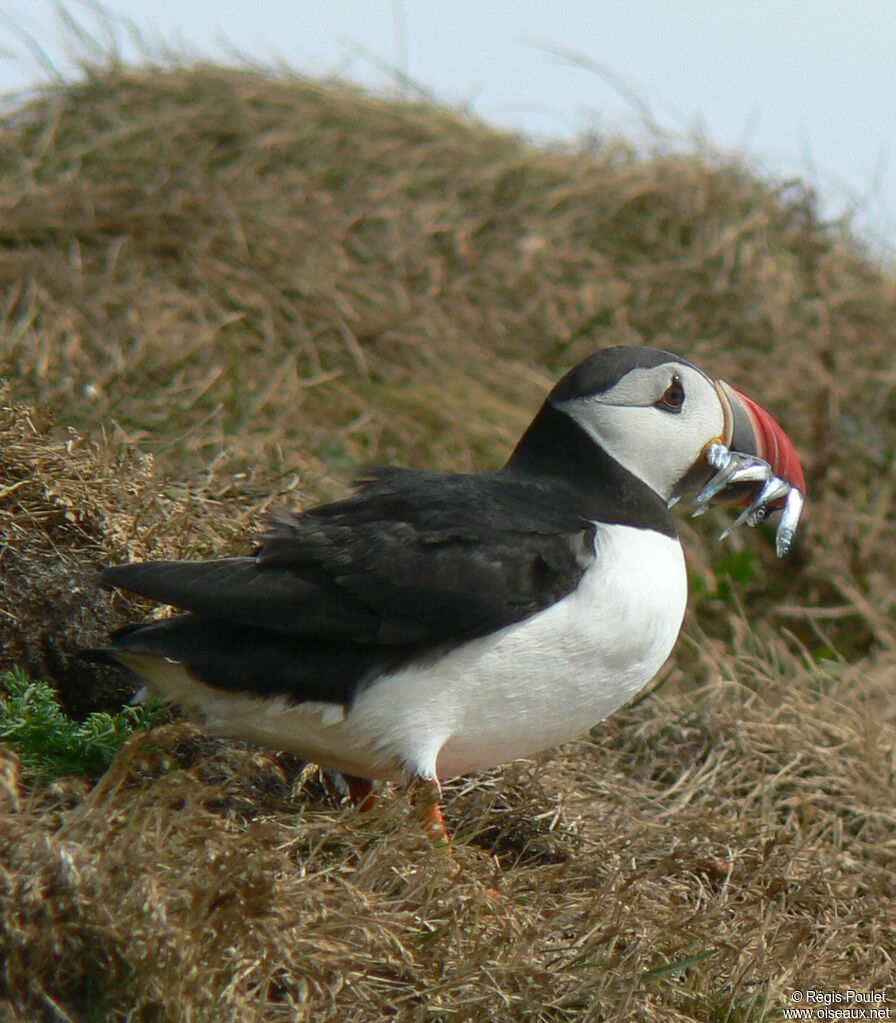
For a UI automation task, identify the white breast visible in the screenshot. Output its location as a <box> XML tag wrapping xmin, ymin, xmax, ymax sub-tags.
<box><xmin>343</xmin><ymin>522</ymin><xmax>687</xmax><ymax>779</ymax></box>
<box><xmin>126</xmin><ymin>524</ymin><xmax>687</xmax><ymax>783</ymax></box>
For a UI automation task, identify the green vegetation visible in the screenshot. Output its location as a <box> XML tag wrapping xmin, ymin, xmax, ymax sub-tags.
<box><xmin>0</xmin><ymin>668</ymin><xmax>165</xmax><ymax>777</ymax></box>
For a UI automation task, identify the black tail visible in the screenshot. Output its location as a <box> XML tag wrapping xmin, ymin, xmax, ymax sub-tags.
<box><xmin>76</xmin><ymin>622</ymin><xmax>152</xmax><ymax>665</ymax></box>
<box><xmin>75</xmin><ymin>647</ymin><xmax>119</xmax><ymax>666</ymax></box>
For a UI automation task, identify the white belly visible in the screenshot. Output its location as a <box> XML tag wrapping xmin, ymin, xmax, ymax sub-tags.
<box><xmin>348</xmin><ymin>523</ymin><xmax>687</xmax><ymax>778</ymax></box>
<box><xmin>124</xmin><ymin>524</ymin><xmax>687</xmax><ymax>782</ymax></box>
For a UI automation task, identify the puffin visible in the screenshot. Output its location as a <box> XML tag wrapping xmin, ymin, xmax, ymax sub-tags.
<box><xmin>85</xmin><ymin>346</ymin><xmax>805</xmax><ymax>834</ymax></box>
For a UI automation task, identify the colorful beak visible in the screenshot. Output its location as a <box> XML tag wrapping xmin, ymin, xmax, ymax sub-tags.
<box><xmin>715</xmin><ymin>380</ymin><xmax>806</xmax><ymax>504</ymax></box>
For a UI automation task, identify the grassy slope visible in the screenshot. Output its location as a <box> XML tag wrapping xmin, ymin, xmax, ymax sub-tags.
<box><xmin>0</xmin><ymin>65</ymin><xmax>894</xmax><ymax>1021</ymax></box>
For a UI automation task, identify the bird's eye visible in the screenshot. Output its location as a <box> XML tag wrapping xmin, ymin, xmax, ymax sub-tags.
<box><xmin>656</xmin><ymin>375</ymin><xmax>685</xmax><ymax>412</ymax></box>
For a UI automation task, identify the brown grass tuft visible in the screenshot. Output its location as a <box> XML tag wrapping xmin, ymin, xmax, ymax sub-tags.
<box><xmin>0</xmin><ymin>63</ymin><xmax>894</xmax><ymax>1020</ymax></box>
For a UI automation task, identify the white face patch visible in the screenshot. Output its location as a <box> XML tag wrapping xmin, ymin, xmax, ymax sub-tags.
<box><xmin>556</xmin><ymin>362</ymin><xmax>725</xmax><ymax>501</ymax></box>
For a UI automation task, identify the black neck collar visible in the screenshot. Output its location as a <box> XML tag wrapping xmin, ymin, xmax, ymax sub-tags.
<box><xmin>503</xmin><ymin>403</ymin><xmax>676</xmax><ymax>537</ymax></box>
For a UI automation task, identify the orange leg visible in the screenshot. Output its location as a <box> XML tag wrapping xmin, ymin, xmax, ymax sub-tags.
<box><xmin>342</xmin><ymin>773</ymin><xmax>378</xmax><ymax>811</ymax></box>
<box><xmin>342</xmin><ymin>773</ymin><xmax>451</xmax><ymax>846</ymax></box>
<box><xmin>411</xmin><ymin>776</ymin><xmax>450</xmax><ymax>843</ymax></box>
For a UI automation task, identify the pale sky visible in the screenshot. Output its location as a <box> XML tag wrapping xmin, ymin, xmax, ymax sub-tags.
<box><xmin>2</xmin><ymin>1</ymin><xmax>895</xmax><ymax>252</ymax></box>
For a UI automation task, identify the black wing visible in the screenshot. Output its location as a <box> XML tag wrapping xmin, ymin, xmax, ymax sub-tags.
<box><xmin>103</xmin><ymin>468</ymin><xmax>597</xmax><ymax>647</ymax></box>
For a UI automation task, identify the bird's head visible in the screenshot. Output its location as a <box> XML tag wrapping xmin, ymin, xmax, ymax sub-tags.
<box><xmin>509</xmin><ymin>346</ymin><xmax>806</xmax><ymax>553</ymax></box>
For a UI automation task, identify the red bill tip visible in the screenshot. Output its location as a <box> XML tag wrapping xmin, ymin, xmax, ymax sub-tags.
<box><xmin>718</xmin><ymin>382</ymin><xmax>806</xmax><ymax>500</ymax></box>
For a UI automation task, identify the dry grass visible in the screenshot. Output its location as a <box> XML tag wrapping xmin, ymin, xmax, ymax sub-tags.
<box><xmin>0</xmin><ymin>63</ymin><xmax>894</xmax><ymax>1020</ymax></box>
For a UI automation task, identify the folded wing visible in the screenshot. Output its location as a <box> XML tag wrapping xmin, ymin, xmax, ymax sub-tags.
<box><xmin>104</xmin><ymin>469</ymin><xmax>597</xmax><ymax>648</ymax></box>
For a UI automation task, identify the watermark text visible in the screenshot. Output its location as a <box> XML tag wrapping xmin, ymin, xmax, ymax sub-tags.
<box><xmin>784</xmin><ymin>990</ymin><xmax>890</xmax><ymax>1020</ymax></box>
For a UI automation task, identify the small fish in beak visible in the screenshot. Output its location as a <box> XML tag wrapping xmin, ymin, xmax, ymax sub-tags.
<box><xmin>693</xmin><ymin>380</ymin><xmax>806</xmax><ymax>557</ymax></box>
